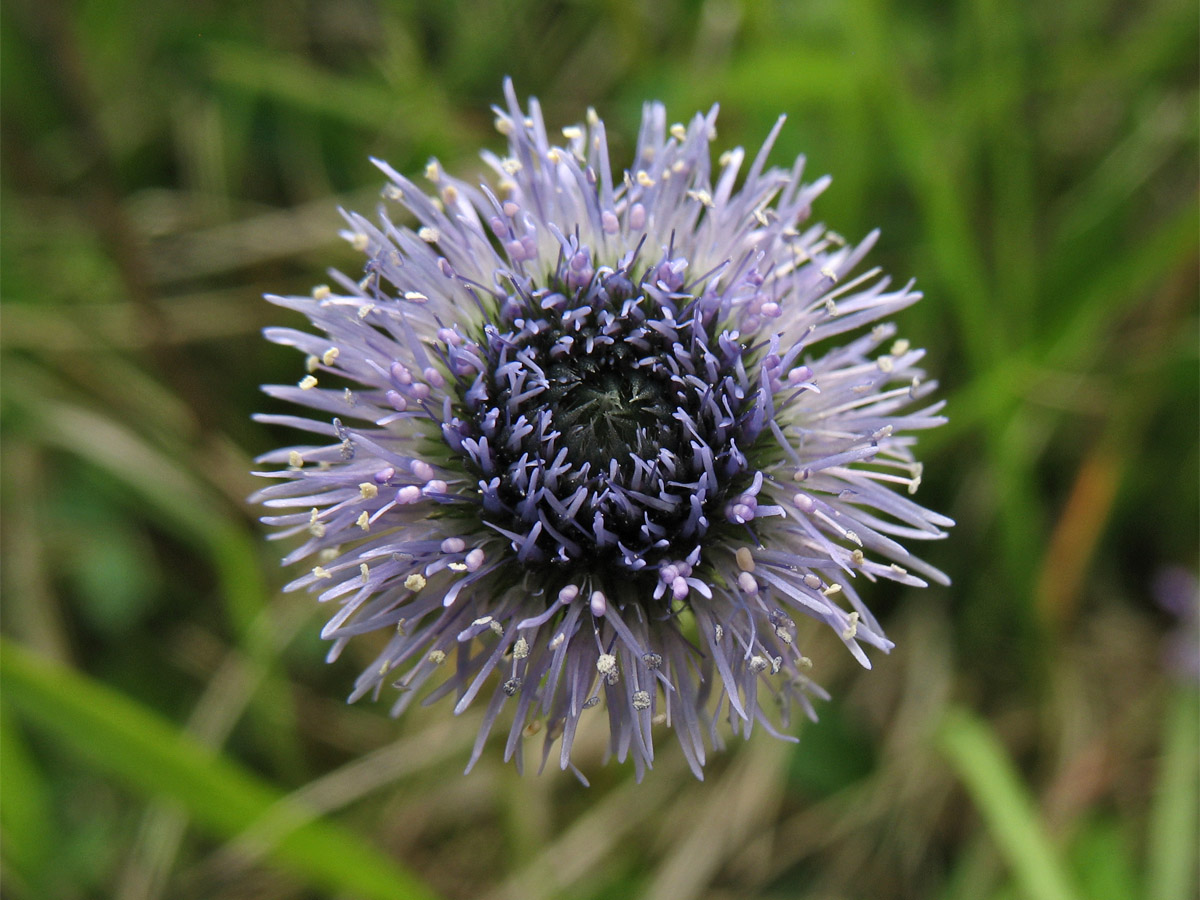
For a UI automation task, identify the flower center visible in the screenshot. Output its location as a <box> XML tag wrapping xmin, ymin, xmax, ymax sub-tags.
<box><xmin>544</xmin><ymin>351</ymin><xmax>677</xmax><ymax>472</ymax></box>
<box><xmin>447</xmin><ymin>259</ymin><xmax>757</xmax><ymax>587</ymax></box>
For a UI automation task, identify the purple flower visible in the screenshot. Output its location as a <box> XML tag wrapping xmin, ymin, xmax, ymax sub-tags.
<box><xmin>254</xmin><ymin>81</ymin><xmax>952</xmax><ymax>781</ymax></box>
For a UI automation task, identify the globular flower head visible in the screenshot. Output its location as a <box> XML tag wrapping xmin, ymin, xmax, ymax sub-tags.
<box><xmin>255</xmin><ymin>81</ymin><xmax>952</xmax><ymax>781</ymax></box>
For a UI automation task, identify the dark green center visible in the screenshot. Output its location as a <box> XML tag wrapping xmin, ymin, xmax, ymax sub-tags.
<box><xmin>544</xmin><ymin>355</ymin><xmax>677</xmax><ymax>470</ymax></box>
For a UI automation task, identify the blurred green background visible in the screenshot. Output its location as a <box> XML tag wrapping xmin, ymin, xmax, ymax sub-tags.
<box><xmin>2</xmin><ymin>1</ymin><xmax>1197</xmax><ymax>898</ymax></box>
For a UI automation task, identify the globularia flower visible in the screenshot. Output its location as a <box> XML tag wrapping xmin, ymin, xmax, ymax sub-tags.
<box><xmin>255</xmin><ymin>81</ymin><xmax>951</xmax><ymax>781</ymax></box>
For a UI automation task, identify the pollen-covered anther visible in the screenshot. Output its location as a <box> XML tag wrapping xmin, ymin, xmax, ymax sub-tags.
<box><xmin>299</xmin><ymin>375</ymin><xmax>318</xmax><ymax>390</ymax></box>
<box><xmin>749</xmin><ymin>655</ymin><xmax>769</xmax><ymax>674</ymax></box>
<box><xmin>502</xmin><ymin>678</ymin><xmax>522</xmax><ymax>696</ymax></box>
<box><xmin>356</xmin><ymin>512</ymin><xmax>370</xmax><ymax>531</ymax></box>
<box><xmin>312</xmin><ymin>565</ymin><xmax>332</xmax><ymax>579</ymax></box>
<box><xmin>822</xmin><ymin>583</ymin><xmax>843</xmax><ymax>597</ymax></box>
<box><xmin>311</xmin><ymin>284</ymin><xmax>331</xmax><ymax>300</ymax></box>
<box><xmin>597</xmin><ymin>654</ymin><xmax>617</xmax><ymax>677</ymax></box>
<box><xmin>513</xmin><ymin>637</ymin><xmax>530</xmax><ymax>659</ymax></box>
<box><xmin>359</xmin><ymin>482</ymin><xmax>379</xmax><ymax>500</ymax></box>
<box><xmin>428</xmin><ymin>649</ymin><xmax>446</xmax><ymax>665</ymax></box>
<box><xmin>288</xmin><ymin>451</ymin><xmax>304</xmax><ymax>469</ymax></box>
<box><xmin>307</xmin><ymin>508</ymin><xmax>325</xmax><ymax>537</ymax></box>
<box><xmin>405</xmin><ymin>573</ymin><xmax>426</xmax><ymax>591</ymax></box>
<box><xmin>842</xmin><ymin>612</ymin><xmax>860</xmax><ymax>640</ymax></box>
<box><xmin>321</xmin><ymin>347</ymin><xmax>340</xmax><ymax>366</ymax></box>
<box><xmin>851</xmin><ymin>549</ymin><xmax>865</xmax><ymax>565</ymax></box>
<box><xmin>633</xmin><ymin>690</ymin><xmax>652</xmax><ymax>711</ymax></box>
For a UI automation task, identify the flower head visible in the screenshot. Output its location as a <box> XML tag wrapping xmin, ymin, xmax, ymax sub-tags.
<box><xmin>255</xmin><ymin>81</ymin><xmax>952</xmax><ymax>781</ymax></box>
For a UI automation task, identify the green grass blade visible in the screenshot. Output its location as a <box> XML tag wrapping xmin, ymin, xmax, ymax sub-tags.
<box><xmin>1146</xmin><ymin>687</ymin><xmax>1200</xmax><ymax>900</ymax></box>
<box><xmin>0</xmin><ymin>702</ymin><xmax>54</xmax><ymax>897</ymax></box>
<box><xmin>936</xmin><ymin>707</ymin><xmax>1084</xmax><ymax>900</ymax></box>
<box><xmin>1</xmin><ymin>640</ymin><xmax>441</xmax><ymax>900</ymax></box>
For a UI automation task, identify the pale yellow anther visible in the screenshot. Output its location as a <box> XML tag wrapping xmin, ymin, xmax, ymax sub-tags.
<box><xmin>448</xmin><ymin>562</ymin><xmax>468</xmax><ymax>572</ymax></box>
<box><xmin>305</xmin><ymin>355</ymin><xmax>320</xmax><ymax>373</ymax></box>
<box><xmin>299</xmin><ymin>375</ymin><xmax>318</xmax><ymax>390</ymax></box>
<box><xmin>891</xmin><ymin>338</ymin><xmax>910</xmax><ymax>356</ymax></box>
<box><xmin>846</xmin><ymin>530</ymin><xmax>862</xmax><ymax>546</ymax></box>
<box><xmin>561</xmin><ymin>126</ymin><xmax>583</xmax><ymax>141</ymax></box>
<box><xmin>851</xmin><ymin>549</ymin><xmax>865</xmax><ymax>565</ymax></box>
<box><xmin>586</xmin><ymin>107</ymin><xmax>600</xmax><ymax>126</ymax></box>
<box><xmin>312</xmin><ymin>565</ymin><xmax>332</xmax><ymax>579</ymax></box>
<box><xmin>670</xmin><ymin>123</ymin><xmax>687</xmax><ymax>140</ymax></box>
<box><xmin>428</xmin><ymin>649</ymin><xmax>447</xmax><ymax>664</ymax></box>
<box><xmin>379</xmin><ymin>659</ymin><xmax>391</xmax><ymax>675</ymax></box>
<box><xmin>714</xmin><ymin>624</ymin><xmax>724</xmax><ymax>642</ymax></box>
<box><xmin>312</xmin><ymin>284</ymin><xmax>331</xmax><ymax>300</ymax></box>
<box><xmin>322</xmin><ymin>347</ymin><xmax>340</xmax><ymax>366</ymax></box>
<box><xmin>288</xmin><ymin>451</ymin><xmax>304</xmax><ymax>469</ymax></box>
<box><xmin>908</xmin><ymin>475</ymin><xmax>922</xmax><ymax>495</ymax></box>
<box><xmin>405</xmin><ymin>573</ymin><xmax>426</xmax><ymax>591</ymax></box>
<box><xmin>501</xmin><ymin>157</ymin><xmax>522</xmax><ymax>175</ymax></box>
<box><xmin>822</xmin><ymin>582</ymin><xmax>843</xmax><ymax>597</ymax></box>
<box><xmin>356</xmin><ymin>511</ymin><xmax>370</xmax><ymax>531</ymax></box>
<box><xmin>360</xmin><ymin>563</ymin><xmax>370</xmax><ymax>583</ymax></box>
<box><xmin>403</xmin><ymin>291</ymin><xmax>429</xmax><ymax>303</ymax></box>
<box><xmin>383</xmin><ymin>184</ymin><xmax>403</xmax><ymax>201</ymax></box>
<box><xmin>359</xmin><ymin>482</ymin><xmax>379</xmax><ymax>500</ymax></box>
<box><xmin>890</xmin><ymin>563</ymin><xmax>909</xmax><ymax>576</ymax></box>
<box><xmin>441</xmin><ymin>184</ymin><xmax>459</xmax><ymax>206</ymax></box>
<box><xmin>687</xmin><ymin>189</ymin><xmax>714</xmax><ymax>208</ymax></box>
<box><xmin>820</xmin><ymin>266</ymin><xmax>839</xmax><ymax>283</ymax></box>
<box><xmin>546</xmin><ymin>148</ymin><xmax>563</xmax><ymax>164</ymax></box>
<box><xmin>636</xmin><ymin>170</ymin><xmax>655</xmax><ymax>187</ymax></box>
<box><xmin>308</xmin><ymin>508</ymin><xmax>325</xmax><ymax>537</ymax></box>
<box><xmin>596</xmin><ymin>654</ymin><xmax>617</xmax><ymax>675</ymax></box>
<box><xmin>318</xmin><ymin>547</ymin><xmax>339</xmax><ymax>562</ymax></box>
<box><xmin>513</xmin><ymin>637</ymin><xmax>530</xmax><ymax>659</ymax></box>
<box><xmin>425</xmin><ymin>161</ymin><xmax>441</xmax><ymax>182</ymax></box>
<box><xmin>418</xmin><ymin>226</ymin><xmax>440</xmax><ymax>243</ymax></box>
<box><xmin>735</xmin><ymin>547</ymin><xmax>756</xmax><ymax>572</ymax></box>
<box><xmin>799</xmin><ymin>655</ymin><xmax>813</xmax><ymax>670</ymax></box>
<box><xmin>494</xmin><ymin>115</ymin><xmax>514</xmax><ymax>135</ymax></box>
<box><xmin>349</xmin><ymin>232</ymin><xmax>369</xmax><ymax>252</ymax></box>
<box><xmin>842</xmin><ymin>611</ymin><xmax>860</xmax><ymax>640</ymax></box>
<box><xmin>824</xmin><ymin>299</ymin><xmax>838</xmax><ymax>317</ymax></box>
<box><xmin>395</xmin><ymin>619</ymin><xmax>407</xmax><ymax>635</ymax></box>
<box><xmin>804</xmin><ymin>573</ymin><xmax>822</xmax><ymax>590</ymax></box>
<box><xmin>357</xmin><ymin>304</ymin><xmax>375</xmax><ymax>319</ymax></box>
<box><xmin>877</xmin><ymin>355</ymin><xmax>894</xmax><ymax>373</ymax></box>
<box><xmin>489</xmin><ymin>621</ymin><xmax>503</xmax><ymax>636</ymax></box>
